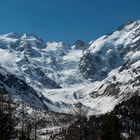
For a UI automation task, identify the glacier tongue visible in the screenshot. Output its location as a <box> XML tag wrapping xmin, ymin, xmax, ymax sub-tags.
<box><xmin>0</xmin><ymin>20</ymin><xmax>140</xmax><ymax>115</ymax></box>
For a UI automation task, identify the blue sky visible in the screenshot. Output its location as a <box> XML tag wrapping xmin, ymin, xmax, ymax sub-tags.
<box><xmin>0</xmin><ymin>0</ymin><xmax>140</xmax><ymax>43</ymax></box>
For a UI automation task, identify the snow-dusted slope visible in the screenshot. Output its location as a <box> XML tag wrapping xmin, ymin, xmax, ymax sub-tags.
<box><xmin>0</xmin><ymin>33</ymin><xmax>90</xmax><ymax>113</ymax></box>
<box><xmin>78</xmin><ymin>20</ymin><xmax>140</xmax><ymax>114</ymax></box>
<box><xmin>80</xmin><ymin>20</ymin><xmax>140</xmax><ymax>80</ymax></box>
<box><xmin>0</xmin><ymin>20</ymin><xmax>140</xmax><ymax>115</ymax></box>
<box><xmin>0</xmin><ymin>66</ymin><xmax>45</xmax><ymax>109</ymax></box>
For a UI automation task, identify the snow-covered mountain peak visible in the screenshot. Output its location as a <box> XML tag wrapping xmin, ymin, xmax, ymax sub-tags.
<box><xmin>79</xmin><ymin>20</ymin><xmax>140</xmax><ymax>81</ymax></box>
<box><xmin>117</xmin><ymin>20</ymin><xmax>140</xmax><ymax>31</ymax></box>
<box><xmin>72</xmin><ymin>40</ymin><xmax>88</xmax><ymax>50</ymax></box>
<box><xmin>46</xmin><ymin>41</ymin><xmax>69</xmax><ymax>52</ymax></box>
<box><xmin>3</xmin><ymin>32</ymin><xmax>21</xmax><ymax>39</ymax></box>
<box><xmin>21</xmin><ymin>33</ymin><xmax>44</xmax><ymax>42</ymax></box>
<box><xmin>89</xmin><ymin>20</ymin><xmax>140</xmax><ymax>53</ymax></box>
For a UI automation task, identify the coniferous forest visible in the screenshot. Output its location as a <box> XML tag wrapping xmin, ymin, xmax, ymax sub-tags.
<box><xmin>0</xmin><ymin>90</ymin><xmax>140</xmax><ymax>140</ymax></box>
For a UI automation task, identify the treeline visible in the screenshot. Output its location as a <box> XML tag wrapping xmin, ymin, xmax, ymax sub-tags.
<box><xmin>0</xmin><ymin>90</ymin><xmax>140</xmax><ymax>140</ymax></box>
<box><xmin>0</xmin><ymin>90</ymin><xmax>15</xmax><ymax>140</ymax></box>
<box><xmin>54</xmin><ymin>95</ymin><xmax>140</xmax><ymax>140</ymax></box>
<box><xmin>0</xmin><ymin>91</ymin><xmax>73</xmax><ymax>140</ymax></box>
<box><xmin>52</xmin><ymin>111</ymin><xmax>122</xmax><ymax>140</ymax></box>
<box><xmin>0</xmin><ymin>91</ymin><xmax>49</xmax><ymax>140</ymax></box>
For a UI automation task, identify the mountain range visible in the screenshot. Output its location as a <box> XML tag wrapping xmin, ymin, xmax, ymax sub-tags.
<box><xmin>0</xmin><ymin>20</ymin><xmax>140</xmax><ymax>116</ymax></box>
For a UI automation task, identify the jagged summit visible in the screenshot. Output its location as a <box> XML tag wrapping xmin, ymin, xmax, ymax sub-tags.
<box><xmin>72</xmin><ymin>40</ymin><xmax>88</xmax><ymax>50</ymax></box>
<box><xmin>0</xmin><ymin>20</ymin><xmax>140</xmax><ymax>115</ymax></box>
<box><xmin>3</xmin><ymin>32</ymin><xmax>21</xmax><ymax>38</ymax></box>
<box><xmin>117</xmin><ymin>20</ymin><xmax>140</xmax><ymax>31</ymax></box>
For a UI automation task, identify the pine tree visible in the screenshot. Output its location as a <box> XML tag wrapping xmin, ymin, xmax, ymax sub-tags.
<box><xmin>100</xmin><ymin>114</ymin><xmax>121</xmax><ymax>140</ymax></box>
<box><xmin>64</xmin><ymin>105</ymin><xmax>89</xmax><ymax>140</ymax></box>
<box><xmin>0</xmin><ymin>92</ymin><xmax>15</xmax><ymax>140</ymax></box>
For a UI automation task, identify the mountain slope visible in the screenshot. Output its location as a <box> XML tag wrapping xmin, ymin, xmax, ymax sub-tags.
<box><xmin>0</xmin><ymin>66</ymin><xmax>45</xmax><ymax>109</ymax></box>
